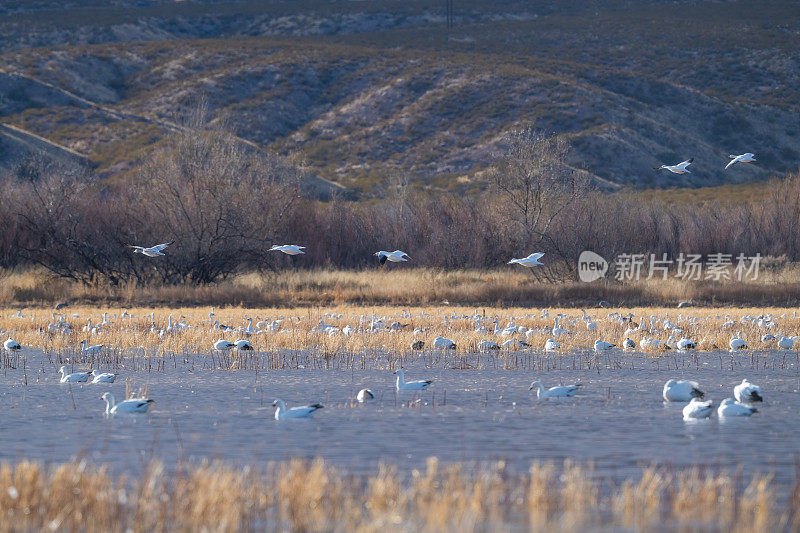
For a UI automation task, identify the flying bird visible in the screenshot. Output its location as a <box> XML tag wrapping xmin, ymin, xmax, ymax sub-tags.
<box><xmin>508</xmin><ymin>253</ymin><xmax>545</xmax><ymax>267</ymax></box>
<box><xmin>269</xmin><ymin>245</ymin><xmax>305</xmax><ymax>255</ymax></box>
<box><xmin>375</xmin><ymin>250</ymin><xmax>410</xmax><ymax>265</ymax></box>
<box><xmin>654</xmin><ymin>158</ymin><xmax>693</xmax><ymax>174</ymax></box>
<box><xmin>725</xmin><ymin>153</ymin><xmax>756</xmax><ymax>169</ymax></box>
<box><xmin>128</xmin><ymin>241</ymin><xmax>174</xmax><ymax>257</ymax></box>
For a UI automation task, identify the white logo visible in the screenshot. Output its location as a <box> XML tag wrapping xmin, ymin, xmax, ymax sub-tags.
<box><xmin>578</xmin><ymin>251</ymin><xmax>608</xmax><ymax>282</ymax></box>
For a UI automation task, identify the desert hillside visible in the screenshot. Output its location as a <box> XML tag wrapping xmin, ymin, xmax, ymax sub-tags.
<box><xmin>1</xmin><ymin>0</ymin><xmax>797</xmax><ymax>195</ymax></box>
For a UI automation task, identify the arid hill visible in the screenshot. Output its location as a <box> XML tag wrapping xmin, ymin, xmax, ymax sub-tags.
<box><xmin>1</xmin><ymin>0</ymin><xmax>797</xmax><ymax>196</ymax></box>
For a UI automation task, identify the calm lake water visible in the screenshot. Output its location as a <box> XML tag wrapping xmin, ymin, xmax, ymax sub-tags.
<box><xmin>1</xmin><ymin>349</ymin><xmax>798</xmax><ymax>493</ymax></box>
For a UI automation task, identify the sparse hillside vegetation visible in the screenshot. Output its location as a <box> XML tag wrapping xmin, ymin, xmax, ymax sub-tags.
<box><xmin>0</xmin><ymin>0</ymin><xmax>798</xmax><ymax>195</ymax></box>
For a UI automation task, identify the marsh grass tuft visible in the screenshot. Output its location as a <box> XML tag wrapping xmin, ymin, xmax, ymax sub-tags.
<box><xmin>0</xmin><ymin>458</ymin><xmax>789</xmax><ymax>532</ymax></box>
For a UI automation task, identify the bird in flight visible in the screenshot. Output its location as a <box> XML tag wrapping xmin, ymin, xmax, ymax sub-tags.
<box><xmin>375</xmin><ymin>250</ymin><xmax>410</xmax><ymax>265</ymax></box>
<box><xmin>654</xmin><ymin>158</ymin><xmax>693</xmax><ymax>174</ymax></box>
<box><xmin>269</xmin><ymin>245</ymin><xmax>306</xmax><ymax>255</ymax></box>
<box><xmin>508</xmin><ymin>252</ymin><xmax>545</xmax><ymax>267</ymax></box>
<box><xmin>127</xmin><ymin>242</ymin><xmax>174</xmax><ymax>257</ymax></box>
<box><xmin>725</xmin><ymin>153</ymin><xmax>756</xmax><ymax>169</ymax></box>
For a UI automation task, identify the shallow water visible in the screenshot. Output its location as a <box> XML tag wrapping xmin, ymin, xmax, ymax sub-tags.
<box><xmin>1</xmin><ymin>349</ymin><xmax>798</xmax><ymax>494</ymax></box>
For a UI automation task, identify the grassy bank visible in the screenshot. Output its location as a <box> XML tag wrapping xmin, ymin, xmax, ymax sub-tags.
<box><xmin>0</xmin><ymin>458</ymin><xmax>783</xmax><ymax>532</ymax></box>
<box><xmin>3</xmin><ymin>267</ymin><xmax>800</xmax><ymax>308</ymax></box>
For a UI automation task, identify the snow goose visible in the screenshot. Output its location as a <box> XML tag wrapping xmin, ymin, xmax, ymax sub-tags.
<box><xmin>478</xmin><ymin>339</ymin><xmax>500</xmax><ymax>351</ymax></box>
<box><xmin>269</xmin><ymin>244</ymin><xmax>305</xmax><ymax>255</ymax></box>
<box><xmin>777</xmin><ymin>336</ymin><xmax>794</xmax><ymax>349</ymax></box>
<box><xmin>729</xmin><ymin>334</ymin><xmax>748</xmax><ymax>351</ymax></box>
<box><xmin>528</xmin><ymin>381</ymin><xmax>581</xmax><ymax>398</ymax></box>
<box><xmin>357</xmin><ymin>389</ymin><xmax>376</xmax><ymax>402</ymax></box>
<box><xmin>718</xmin><ymin>398</ymin><xmax>758</xmax><ymax>417</ymax></box>
<box><xmin>374</xmin><ymin>250</ymin><xmax>410</xmax><ymax>264</ymax></box>
<box><xmin>394</xmin><ymin>369</ymin><xmax>432</xmax><ymax>391</ymax></box>
<box><xmin>682</xmin><ymin>398</ymin><xmax>713</xmax><ymax>420</ymax></box>
<box><xmin>234</xmin><ymin>339</ymin><xmax>253</xmax><ymax>351</ymax></box>
<box><xmin>59</xmin><ymin>366</ymin><xmax>92</xmax><ymax>383</ymax></box>
<box><xmin>80</xmin><ymin>340</ymin><xmax>104</xmax><ymax>355</ymax></box>
<box><xmin>91</xmin><ymin>370</ymin><xmax>116</xmax><ymax>383</ymax></box>
<box><xmin>410</xmin><ymin>339</ymin><xmax>425</xmax><ymax>350</ymax></box>
<box><xmin>733</xmin><ymin>379</ymin><xmax>763</xmax><ymax>403</ymax></box>
<box><xmin>623</xmin><ymin>338</ymin><xmax>636</xmax><ymax>350</ymax></box>
<box><xmin>433</xmin><ymin>336</ymin><xmax>456</xmax><ymax>350</ymax></box>
<box><xmin>663</xmin><ymin>379</ymin><xmax>704</xmax><ymax>401</ymax></box>
<box><xmin>676</xmin><ymin>338</ymin><xmax>697</xmax><ymax>351</ymax></box>
<box><xmin>544</xmin><ymin>339</ymin><xmax>560</xmax><ymax>352</ymax></box>
<box><xmin>3</xmin><ymin>338</ymin><xmax>21</xmax><ymax>351</ymax></box>
<box><xmin>594</xmin><ymin>339</ymin><xmax>615</xmax><ymax>351</ymax></box>
<box><xmin>508</xmin><ymin>252</ymin><xmax>545</xmax><ymax>267</ymax></box>
<box><xmin>272</xmin><ymin>399</ymin><xmax>323</xmax><ymax>420</ymax></box>
<box><xmin>654</xmin><ymin>158</ymin><xmax>693</xmax><ymax>174</ymax></box>
<box><xmin>213</xmin><ymin>339</ymin><xmax>235</xmax><ymax>351</ymax></box>
<box><xmin>502</xmin><ymin>338</ymin><xmax>529</xmax><ymax>350</ymax></box>
<box><xmin>101</xmin><ymin>392</ymin><xmax>154</xmax><ymax>414</ymax></box>
<box><xmin>127</xmin><ymin>241</ymin><xmax>173</xmax><ymax>257</ymax></box>
<box><xmin>725</xmin><ymin>153</ymin><xmax>756</xmax><ymax>169</ymax></box>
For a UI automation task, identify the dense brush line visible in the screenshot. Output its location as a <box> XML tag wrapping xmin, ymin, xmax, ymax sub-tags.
<box><xmin>0</xmin><ymin>129</ymin><xmax>798</xmax><ymax>285</ymax></box>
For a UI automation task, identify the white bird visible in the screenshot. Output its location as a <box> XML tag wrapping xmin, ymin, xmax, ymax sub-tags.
<box><xmin>683</xmin><ymin>398</ymin><xmax>713</xmax><ymax>420</ymax></box>
<box><xmin>59</xmin><ymin>366</ymin><xmax>91</xmax><ymax>383</ymax></box>
<box><xmin>729</xmin><ymin>334</ymin><xmax>748</xmax><ymax>351</ymax></box>
<box><xmin>623</xmin><ymin>338</ymin><xmax>636</xmax><ymax>350</ymax></box>
<box><xmin>3</xmin><ymin>338</ymin><xmax>21</xmax><ymax>351</ymax></box>
<box><xmin>593</xmin><ymin>339</ymin><xmax>615</xmax><ymax>351</ymax></box>
<box><xmin>778</xmin><ymin>336</ymin><xmax>794</xmax><ymax>349</ymax></box>
<box><xmin>127</xmin><ymin>241</ymin><xmax>173</xmax><ymax>257</ymax></box>
<box><xmin>528</xmin><ymin>381</ymin><xmax>581</xmax><ymax>398</ymax></box>
<box><xmin>433</xmin><ymin>336</ymin><xmax>456</xmax><ymax>350</ymax></box>
<box><xmin>663</xmin><ymin>379</ymin><xmax>704</xmax><ymax>402</ymax></box>
<box><xmin>213</xmin><ymin>339</ymin><xmax>235</xmax><ymax>351</ymax></box>
<box><xmin>544</xmin><ymin>338</ymin><xmax>560</xmax><ymax>352</ymax></box>
<box><xmin>269</xmin><ymin>244</ymin><xmax>305</xmax><ymax>255</ymax></box>
<box><xmin>718</xmin><ymin>398</ymin><xmax>758</xmax><ymax>417</ymax></box>
<box><xmin>374</xmin><ymin>250</ymin><xmax>410</xmax><ymax>264</ymax></box>
<box><xmin>508</xmin><ymin>252</ymin><xmax>545</xmax><ymax>267</ymax></box>
<box><xmin>725</xmin><ymin>153</ymin><xmax>756</xmax><ymax>170</ymax></box>
<box><xmin>80</xmin><ymin>340</ymin><xmax>104</xmax><ymax>355</ymax></box>
<box><xmin>357</xmin><ymin>389</ymin><xmax>375</xmax><ymax>402</ymax></box>
<box><xmin>654</xmin><ymin>158</ymin><xmax>693</xmax><ymax>174</ymax></box>
<box><xmin>394</xmin><ymin>369</ymin><xmax>432</xmax><ymax>391</ymax></box>
<box><xmin>272</xmin><ymin>399</ymin><xmax>323</xmax><ymax>420</ymax></box>
<box><xmin>734</xmin><ymin>379</ymin><xmax>763</xmax><ymax>403</ymax></box>
<box><xmin>478</xmin><ymin>339</ymin><xmax>501</xmax><ymax>351</ymax></box>
<box><xmin>101</xmin><ymin>392</ymin><xmax>154</xmax><ymax>414</ymax></box>
<box><xmin>234</xmin><ymin>339</ymin><xmax>253</xmax><ymax>351</ymax></box>
<box><xmin>676</xmin><ymin>338</ymin><xmax>697</xmax><ymax>351</ymax></box>
<box><xmin>91</xmin><ymin>370</ymin><xmax>116</xmax><ymax>383</ymax></box>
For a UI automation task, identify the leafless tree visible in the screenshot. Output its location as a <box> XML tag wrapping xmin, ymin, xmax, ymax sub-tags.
<box><xmin>489</xmin><ymin>128</ymin><xmax>589</xmax><ymax>274</ymax></box>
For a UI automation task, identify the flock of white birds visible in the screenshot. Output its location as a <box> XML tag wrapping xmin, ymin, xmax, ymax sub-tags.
<box><xmin>653</xmin><ymin>152</ymin><xmax>757</xmax><ymax>174</ymax></box>
<box><xmin>0</xmin><ymin>302</ymin><xmax>788</xmax><ymax>421</ymax></box>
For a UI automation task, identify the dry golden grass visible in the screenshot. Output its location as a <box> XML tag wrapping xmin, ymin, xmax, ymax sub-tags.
<box><xmin>0</xmin><ymin>458</ymin><xmax>787</xmax><ymax>532</ymax></box>
<box><xmin>0</xmin><ymin>303</ymin><xmax>797</xmax><ymax>375</ymax></box>
<box><xmin>4</xmin><ymin>266</ymin><xmax>800</xmax><ymax>308</ymax></box>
